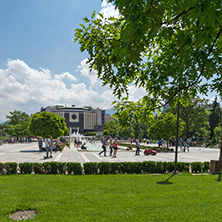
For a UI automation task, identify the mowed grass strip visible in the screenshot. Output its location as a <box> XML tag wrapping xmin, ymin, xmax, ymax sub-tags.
<box><xmin>0</xmin><ymin>174</ymin><xmax>222</xmax><ymax>221</ymax></box>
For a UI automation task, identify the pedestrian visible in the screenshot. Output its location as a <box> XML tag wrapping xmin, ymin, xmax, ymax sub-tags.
<box><xmin>179</xmin><ymin>137</ymin><xmax>183</xmax><ymax>152</ymax></box>
<box><xmin>135</xmin><ymin>137</ymin><xmax>140</xmax><ymax>155</ymax></box>
<box><xmin>50</xmin><ymin>136</ymin><xmax>53</xmax><ymax>158</ymax></box>
<box><xmin>157</xmin><ymin>139</ymin><xmax>162</xmax><ymax>151</ymax></box>
<box><xmin>99</xmin><ymin>136</ymin><xmax>107</xmax><ymax>156</ymax></box>
<box><xmin>55</xmin><ymin>137</ymin><xmax>60</xmax><ymax>152</ymax></box>
<box><xmin>113</xmin><ymin>137</ymin><xmax>118</xmax><ymax>158</ymax></box>
<box><xmin>44</xmin><ymin>135</ymin><xmax>51</xmax><ymax>159</ymax></box>
<box><xmin>38</xmin><ymin>137</ymin><xmax>43</xmax><ymax>153</ymax></box>
<box><xmin>109</xmin><ymin>137</ymin><xmax>113</xmax><ymax>156</ymax></box>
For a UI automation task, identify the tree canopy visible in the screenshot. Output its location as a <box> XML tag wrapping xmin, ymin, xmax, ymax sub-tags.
<box><xmin>165</xmin><ymin>96</ymin><xmax>210</xmax><ymax>138</ymax></box>
<box><xmin>147</xmin><ymin>112</ymin><xmax>185</xmax><ymax>147</ymax></box>
<box><xmin>74</xmin><ymin>1</ymin><xmax>222</xmax><ymax>123</ymax></box>
<box><xmin>29</xmin><ymin>112</ymin><xmax>69</xmax><ymax>139</ymax></box>
<box><xmin>4</xmin><ymin>110</ymin><xmax>30</xmax><ymax>138</ymax></box>
<box><xmin>209</xmin><ymin>96</ymin><xmax>221</xmax><ymax>140</ymax></box>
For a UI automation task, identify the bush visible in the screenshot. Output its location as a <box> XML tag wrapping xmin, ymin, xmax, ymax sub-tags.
<box><xmin>0</xmin><ymin>162</ymin><xmax>4</xmax><ymax>175</ymax></box>
<box><xmin>3</xmin><ymin>162</ymin><xmax>17</xmax><ymax>175</ymax></box>
<box><xmin>120</xmin><ymin>162</ymin><xmax>133</xmax><ymax>174</ymax></box>
<box><xmin>191</xmin><ymin>162</ymin><xmax>202</xmax><ymax>173</ymax></box>
<box><xmin>50</xmin><ymin>162</ymin><xmax>60</xmax><ymax>174</ymax></box>
<box><xmin>177</xmin><ymin>162</ymin><xmax>190</xmax><ymax>173</ymax></box>
<box><xmin>142</xmin><ymin>161</ymin><xmax>156</xmax><ymax>174</ymax></box>
<box><xmin>33</xmin><ymin>163</ymin><xmax>44</xmax><ymax>174</ymax></box>
<box><xmin>98</xmin><ymin>162</ymin><xmax>111</xmax><ymax>174</ymax></box>
<box><xmin>43</xmin><ymin>162</ymin><xmax>52</xmax><ymax>174</ymax></box>
<box><xmin>164</xmin><ymin>162</ymin><xmax>175</xmax><ymax>173</ymax></box>
<box><xmin>19</xmin><ymin>162</ymin><xmax>33</xmax><ymax>174</ymax></box>
<box><xmin>203</xmin><ymin>162</ymin><xmax>210</xmax><ymax>172</ymax></box>
<box><xmin>110</xmin><ymin>162</ymin><xmax>121</xmax><ymax>174</ymax></box>
<box><xmin>60</xmin><ymin>144</ymin><xmax>66</xmax><ymax>152</ymax></box>
<box><xmin>155</xmin><ymin>162</ymin><xmax>165</xmax><ymax>173</ymax></box>
<box><xmin>120</xmin><ymin>162</ymin><xmax>142</xmax><ymax>174</ymax></box>
<box><xmin>58</xmin><ymin>162</ymin><xmax>67</xmax><ymax>174</ymax></box>
<box><xmin>66</xmin><ymin>162</ymin><xmax>82</xmax><ymax>175</ymax></box>
<box><xmin>83</xmin><ymin>162</ymin><xmax>98</xmax><ymax>174</ymax></box>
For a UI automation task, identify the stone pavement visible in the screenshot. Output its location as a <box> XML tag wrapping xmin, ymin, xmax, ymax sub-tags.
<box><xmin>0</xmin><ymin>142</ymin><xmax>220</xmax><ymax>165</ymax></box>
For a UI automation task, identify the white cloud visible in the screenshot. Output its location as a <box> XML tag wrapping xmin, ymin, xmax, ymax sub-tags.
<box><xmin>0</xmin><ymin>58</ymin><xmax>151</xmax><ymax>122</ymax></box>
<box><xmin>0</xmin><ymin>59</ymin><xmax>115</xmax><ymax>122</ymax></box>
<box><xmin>55</xmin><ymin>72</ymin><xmax>77</xmax><ymax>82</ymax></box>
<box><xmin>99</xmin><ymin>0</ymin><xmax>120</xmax><ymax>19</ymax></box>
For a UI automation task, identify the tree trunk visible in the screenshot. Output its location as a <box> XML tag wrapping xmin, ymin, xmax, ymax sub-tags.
<box><xmin>174</xmin><ymin>100</ymin><xmax>180</xmax><ymax>174</ymax></box>
<box><xmin>219</xmin><ymin>109</ymin><xmax>222</xmax><ymax>171</ymax></box>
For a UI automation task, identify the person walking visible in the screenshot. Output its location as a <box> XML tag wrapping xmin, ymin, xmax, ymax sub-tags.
<box><xmin>99</xmin><ymin>136</ymin><xmax>107</xmax><ymax>156</ymax></box>
<box><xmin>135</xmin><ymin>137</ymin><xmax>140</xmax><ymax>155</ymax></box>
<box><xmin>49</xmin><ymin>136</ymin><xmax>53</xmax><ymax>158</ymax></box>
<box><xmin>109</xmin><ymin>137</ymin><xmax>113</xmax><ymax>156</ymax></box>
<box><xmin>38</xmin><ymin>137</ymin><xmax>43</xmax><ymax>153</ymax></box>
<box><xmin>179</xmin><ymin>138</ymin><xmax>183</xmax><ymax>152</ymax></box>
<box><xmin>44</xmin><ymin>135</ymin><xmax>51</xmax><ymax>159</ymax></box>
<box><xmin>113</xmin><ymin>137</ymin><xmax>118</xmax><ymax>158</ymax></box>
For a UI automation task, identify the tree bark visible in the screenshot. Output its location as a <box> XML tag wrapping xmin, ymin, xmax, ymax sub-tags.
<box><xmin>174</xmin><ymin>100</ymin><xmax>180</xmax><ymax>174</ymax></box>
<box><xmin>219</xmin><ymin>109</ymin><xmax>222</xmax><ymax>171</ymax></box>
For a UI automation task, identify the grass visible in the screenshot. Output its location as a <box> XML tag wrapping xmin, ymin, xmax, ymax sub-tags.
<box><xmin>0</xmin><ymin>174</ymin><xmax>222</xmax><ymax>221</ymax></box>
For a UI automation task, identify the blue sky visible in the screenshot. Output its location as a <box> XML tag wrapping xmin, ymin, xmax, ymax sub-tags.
<box><xmin>0</xmin><ymin>0</ymin><xmax>218</xmax><ymax>122</ymax></box>
<box><xmin>1</xmin><ymin>0</ymin><xmax>138</xmax><ymax>122</ymax></box>
<box><xmin>0</xmin><ymin>0</ymin><xmax>100</xmax><ymax>73</ymax></box>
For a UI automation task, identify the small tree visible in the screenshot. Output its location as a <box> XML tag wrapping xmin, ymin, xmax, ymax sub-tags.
<box><xmin>119</xmin><ymin>125</ymin><xmax>134</xmax><ymax>139</ymax></box>
<box><xmin>29</xmin><ymin>112</ymin><xmax>69</xmax><ymax>139</ymax></box>
<box><xmin>147</xmin><ymin>112</ymin><xmax>185</xmax><ymax>148</ymax></box>
<box><xmin>4</xmin><ymin>110</ymin><xmax>30</xmax><ymax>140</ymax></box>
<box><xmin>214</xmin><ymin>126</ymin><xmax>221</xmax><ymax>147</ymax></box>
<box><xmin>85</xmin><ymin>132</ymin><xmax>97</xmax><ymax>136</ymax></box>
<box><xmin>102</xmin><ymin>120</ymin><xmax>121</xmax><ymax>138</ymax></box>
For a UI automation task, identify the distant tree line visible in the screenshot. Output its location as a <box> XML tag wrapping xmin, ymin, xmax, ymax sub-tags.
<box><xmin>103</xmin><ymin>96</ymin><xmax>221</xmax><ymax>145</ymax></box>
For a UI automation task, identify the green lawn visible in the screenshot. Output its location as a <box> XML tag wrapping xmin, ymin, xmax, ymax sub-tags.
<box><xmin>0</xmin><ymin>174</ymin><xmax>222</xmax><ymax>221</ymax></box>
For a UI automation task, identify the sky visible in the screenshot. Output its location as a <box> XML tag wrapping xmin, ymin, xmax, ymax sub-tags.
<box><xmin>0</xmin><ymin>0</ymin><xmax>147</xmax><ymax>122</ymax></box>
<box><xmin>0</xmin><ymin>0</ymin><xmax>219</xmax><ymax>123</ymax></box>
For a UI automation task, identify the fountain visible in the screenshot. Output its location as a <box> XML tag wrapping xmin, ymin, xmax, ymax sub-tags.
<box><xmin>69</xmin><ymin>127</ymin><xmax>102</xmax><ymax>151</ymax></box>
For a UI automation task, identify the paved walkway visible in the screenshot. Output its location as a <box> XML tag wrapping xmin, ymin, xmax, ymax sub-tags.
<box><xmin>0</xmin><ymin>142</ymin><xmax>220</xmax><ymax>164</ymax></box>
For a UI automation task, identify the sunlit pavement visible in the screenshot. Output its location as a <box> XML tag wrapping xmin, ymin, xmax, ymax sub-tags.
<box><xmin>0</xmin><ymin>142</ymin><xmax>220</xmax><ymax>164</ymax></box>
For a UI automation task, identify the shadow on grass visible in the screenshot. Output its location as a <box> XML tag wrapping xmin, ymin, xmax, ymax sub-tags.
<box><xmin>156</xmin><ymin>174</ymin><xmax>175</xmax><ymax>185</ymax></box>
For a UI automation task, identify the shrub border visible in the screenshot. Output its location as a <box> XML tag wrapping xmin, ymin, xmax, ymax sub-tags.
<box><xmin>0</xmin><ymin>161</ymin><xmax>211</xmax><ymax>175</ymax></box>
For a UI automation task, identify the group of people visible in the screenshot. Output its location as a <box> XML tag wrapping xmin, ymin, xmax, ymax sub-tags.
<box><xmin>99</xmin><ymin>136</ymin><xmax>141</xmax><ymax>157</ymax></box>
<box><xmin>38</xmin><ymin>136</ymin><xmax>61</xmax><ymax>159</ymax></box>
<box><xmin>99</xmin><ymin>136</ymin><xmax>118</xmax><ymax>158</ymax></box>
<box><xmin>179</xmin><ymin>137</ymin><xmax>192</xmax><ymax>152</ymax></box>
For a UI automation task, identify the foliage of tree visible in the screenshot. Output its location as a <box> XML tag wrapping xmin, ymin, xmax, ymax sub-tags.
<box><xmin>4</xmin><ymin>110</ymin><xmax>30</xmax><ymax>139</ymax></box>
<box><xmin>29</xmin><ymin>112</ymin><xmax>69</xmax><ymax>139</ymax></box>
<box><xmin>85</xmin><ymin>131</ymin><xmax>97</xmax><ymax>136</ymax></box>
<box><xmin>103</xmin><ymin>119</ymin><xmax>149</xmax><ymax>139</ymax></box>
<box><xmin>214</xmin><ymin>125</ymin><xmax>221</xmax><ymax>144</ymax></box>
<box><xmin>209</xmin><ymin>96</ymin><xmax>221</xmax><ymax>140</ymax></box>
<box><xmin>102</xmin><ymin>120</ymin><xmax>121</xmax><ymax>137</ymax></box>
<box><xmin>118</xmin><ymin>125</ymin><xmax>134</xmax><ymax>139</ymax></box>
<box><xmin>165</xmin><ymin>97</ymin><xmax>210</xmax><ymax>138</ymax></box>
<box><xmin>74</xmin><ymin>1</ymin><xmax>222</xmax><ymax>124</ymax></box>
<box><xmin>147</xmin><ymin>113</ymin><xmax>185</xmax><ymax>148</ymax></box>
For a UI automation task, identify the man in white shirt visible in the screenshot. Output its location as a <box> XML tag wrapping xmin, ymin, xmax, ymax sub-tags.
<box><xmin>44</xmin><ymin>135</ymin><xmax>51</xmax><ymax>159</ymax></box>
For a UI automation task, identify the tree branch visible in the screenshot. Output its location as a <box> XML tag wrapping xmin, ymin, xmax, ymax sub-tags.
<box><xmin>162</xmin><ymin>6</ymin><xmax>195</xmax><ymax>25</ymax></box>
<box><xmin>153</xmin><ymin>28</ymin><xmax>222</xmax><ymax>110</ymax></box>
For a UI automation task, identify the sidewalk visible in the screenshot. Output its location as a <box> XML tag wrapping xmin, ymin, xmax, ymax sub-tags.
<box><xmin>0</xmin><ymin>142</ymin><xmax>220</xmax><ymax>164</ymax></box>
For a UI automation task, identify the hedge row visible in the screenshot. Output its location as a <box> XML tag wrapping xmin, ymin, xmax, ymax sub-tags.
<box><xmin>0</xmin><ymin>161</ymin><xmax>210</xmax><ymax>175</ymax></box>
<box><xmin>0</xmin><ymin>162</ymin><xmax>82</xmax><ymax>175</ymax></box>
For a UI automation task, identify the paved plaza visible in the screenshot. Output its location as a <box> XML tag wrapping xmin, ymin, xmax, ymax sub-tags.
<box><xmin>0</xmin><ymin>142</ymin><xmax>220</xmax><ymax>164</ymax></box>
